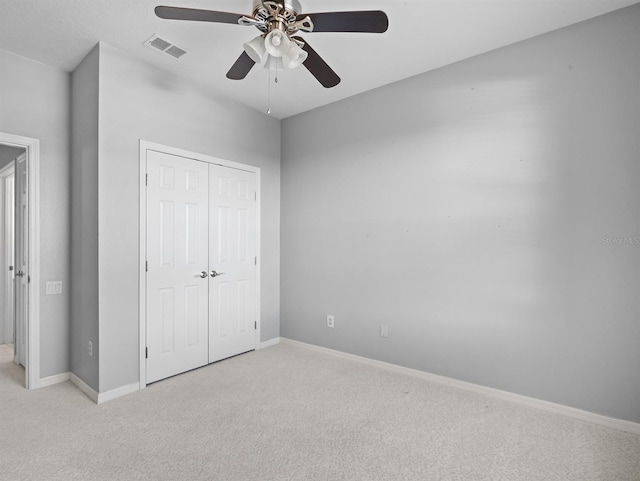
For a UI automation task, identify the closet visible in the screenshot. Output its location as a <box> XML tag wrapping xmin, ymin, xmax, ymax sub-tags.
<box><xmin>145</xmin><ymin>149</ymin><xmax>258</xmax><ymax>383</ymax></box>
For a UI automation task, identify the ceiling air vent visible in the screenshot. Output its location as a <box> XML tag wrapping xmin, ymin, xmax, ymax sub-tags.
<box><xmin>165</xmin><ymin>45</ymin><xmax>187</xmax><ymax>59</ymax></box>
<box><xmin>144</xmin><ymin>34</ymin><xmax>187</xmax><ymax>59</ymax></box>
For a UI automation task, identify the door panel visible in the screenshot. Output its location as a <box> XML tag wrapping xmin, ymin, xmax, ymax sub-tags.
<box><xmin>146</xmin><ymin>151</ymin><xmax>209</xmax><ymax>383</ymax></box>
<box><xmin>2</xmin><ymin>172</ymin><xmax>15</xmax><ymax>345</ymax></box>
<box><xmin>14</xmin><ymin>156</ymin><xmax>26</xmax><ymax>367</ymax></box>
<box><xmin>209</xmin><ymin>165</ymin><xmax>257</xmax><ymax>363</ymax></box>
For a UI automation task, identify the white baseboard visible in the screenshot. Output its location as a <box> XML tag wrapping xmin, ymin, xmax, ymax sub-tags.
<box><xmin>258</xmin><ymin>337</ymin><xmax>280</xmax><ymax>350</ymax></box>
<box><xmin>70</xmin><ymin>373</ymin><xmax>140</xmax><ymax>404</ymax></box>
<box><xmin>97</xmin><ymin>382</ymin><xmax>140</xmax><ymax>404</ymax></box>
<box><xmin>280</xmin><ymin>338</ymin><xmax>640</xmax><ymax>437</ymax></box>
<box><xmin>37</xmin><ymin>372</ymin><xmax>70</xmax><ymax>388</ymax></box>
<box><xmin>70</xmin><ymin>373</ymin><xmax>99</xmax><ymax>403</ymax></box>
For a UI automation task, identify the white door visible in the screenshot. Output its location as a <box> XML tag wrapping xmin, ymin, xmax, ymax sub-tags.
<box><xmin>209</xmin><ymin>165</ymin><xmax>257</xmax><ymax>363</ymax></box>
<box><xmin>146</xmin><ymin>151</ymin><xmax>210</xmax><ymax>383</ymax></box>
<box><xmin>3</xmin><ymin>171</ymin><xmax>15</xmax><ymax>345</ymax></box>
<box><xmin>14</xmin><ymin>154</ymin><xmax>27</xmax><ymax>367</ymax></box>
<box><xmin>145</xmin><ymin>149</ymin><xmax>258</xmax><ymax>382</ymax></box>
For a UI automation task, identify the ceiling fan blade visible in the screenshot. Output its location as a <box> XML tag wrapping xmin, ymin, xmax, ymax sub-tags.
<box><xmin>155</xmin><ymin>6</ymin><xmax>244</xmax><ymax>24</ymax></box>
<box><xmin>226</xmin><ymin>52</ymin><xmax>256</xmax><ymax>80</ymax></box>
<box><xmin>301</xmin><ymin>11</ymin><xmax>388</xmax><ymax>33</ymax></box>
<box><xmin>292</xmin><ymin>37</ymin><xmax>340</xmax><ymax>88</ymax></box>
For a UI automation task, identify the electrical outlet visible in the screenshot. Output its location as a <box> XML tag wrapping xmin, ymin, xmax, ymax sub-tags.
<box><xmin>88</xmin><ymin>341</ymin><xmax>93</xmax><ymax>357</ymax></box>
<box><xmin>380</xmin><ymin>324</ymin><xmax>389</xmax><ymax>338</ymax></box>
<box><xmin>327</xmin><ymin>315</ymin><xmax>335</xmax><ymax>328</ymax></box>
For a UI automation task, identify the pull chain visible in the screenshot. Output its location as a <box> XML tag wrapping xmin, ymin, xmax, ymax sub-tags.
<box><xmin>267</xmin><ymin>62</ymin><xmax>271</xmax><ymax>115</ymax></box>
<box><xmin>267</xmin><ymin>58</ymin><xmax>279</xmax><ymax>115</ymax></box>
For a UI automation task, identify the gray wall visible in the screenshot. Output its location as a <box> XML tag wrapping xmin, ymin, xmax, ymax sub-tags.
<box><xmin>70</xmin><ymin>45</ymin><xmax>100</xmax><ymax>390</ymax></box>
<box><xmin>95</xmin><ymin>43</ymin><xmax>281</xmax><ymax>392</ymax></box>
<box><xmin>280</xmin><ymin>5</ymin><xmax>640</xmax><ymax>423</ymax></box>
<box><xmin>0</xmin><ymin>48</ymin><xmax>71</xmax><ymax>379</ymax></box>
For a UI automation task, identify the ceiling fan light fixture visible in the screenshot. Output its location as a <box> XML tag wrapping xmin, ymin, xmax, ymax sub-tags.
<box><xmin>243</xmin><ymin>35</ymin><xmax>267</xmax><ymax>65</ymax></box>
<box><xmin>264</xmin><ymin>29</ymin><xmax>291</xmax><ymax>57</ymax></box>
<box><xmin>283</xmin><ymin>42</ymin><xmax>307</xmax><ymax>69</ymax></box>
<box><xmin>263</xmin><ymin>56</ymin><xmax>284</xmax><ymax>72</ymax></box>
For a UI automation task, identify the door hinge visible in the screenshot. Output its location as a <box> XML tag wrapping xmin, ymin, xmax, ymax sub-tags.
<box><xmin>254</xmin><ymin>321</ymin><xmax>257</xmax><ymax>330</ymax></box>
<box><xmin>255</xmin><ymin>191</ymin><xmax>257</xmax><ymax>201</ymax></box>
<box><xmin>254</xmin><ymin>256</ymin><xmax>257</xmax><ymax>266</ymax></box>
<box><xmin>145</xmin><ymin>261</ymin><xmax>148</xmax><ymax>272</ymax></box>
<box><xmin>145</xmin><ymin>347</ymin><xmax>148</xmax><ymax>359</ymax></box>
<box><xmin>145</xmin><ymin>173</ymin><xmax>148</xmax><ymax>186</ymax></box>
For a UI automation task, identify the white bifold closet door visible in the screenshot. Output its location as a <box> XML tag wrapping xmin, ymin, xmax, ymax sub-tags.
<box><xmin>208</xmin><ymin>165</ymin><xmax>257</xmax><ymax>363</ymax></box>
<box><xmin>146</xmin><ymin>150</ymin><xmax>257</xmax><ymax>384</ymax></box>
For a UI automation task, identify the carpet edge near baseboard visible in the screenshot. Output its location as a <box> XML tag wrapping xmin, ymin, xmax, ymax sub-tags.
<box><xmin>279</xmin><ymin>337</ymin><xmax>640</xmax><ymax>437</ymax></box>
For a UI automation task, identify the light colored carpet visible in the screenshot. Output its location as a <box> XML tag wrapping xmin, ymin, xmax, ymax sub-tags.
<box><xmin>1</xmin><ymin>342</ymin><xmax>639</xmax><ymax>481</ymax></box>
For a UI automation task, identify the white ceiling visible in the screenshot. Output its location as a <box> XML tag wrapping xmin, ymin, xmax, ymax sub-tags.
<box><xmin>1</xmin><ymin>0</ymin><xmax>637</xmax><ymax>119</ymax></box>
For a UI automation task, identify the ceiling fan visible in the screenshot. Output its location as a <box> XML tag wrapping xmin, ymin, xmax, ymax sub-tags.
<box><xmin>155</xmin><ymin>0</ymin><xmax>389</xmax><ymax>88</ymax></box>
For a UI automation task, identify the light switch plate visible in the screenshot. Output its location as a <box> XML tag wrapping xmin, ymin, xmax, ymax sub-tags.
<box><xmin>46</xmin><ymin>281</ymin><xmax>62</xmax><ymax>295</ymax></box>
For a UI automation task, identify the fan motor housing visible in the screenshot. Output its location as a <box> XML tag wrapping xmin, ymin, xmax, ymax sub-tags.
<box><xmin>252</xmin><ymin>0</ymin><xmax>301</xmax><ymax>15</ymax></box>
<box><xmin>248</xmin><ymin>0</ymin><xmax>310</xmax><ymax>34</ymax></box>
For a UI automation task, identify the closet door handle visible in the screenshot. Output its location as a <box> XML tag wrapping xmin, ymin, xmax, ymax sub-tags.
<box><xmin>210</xmin><ymin>270</ymin><xmax>225</xmax><ymax>278</ymax></box>
<box><xmin>199</xmin><ymin>271</ymin><xmax>208</xmax><ymax>279</ymax></box>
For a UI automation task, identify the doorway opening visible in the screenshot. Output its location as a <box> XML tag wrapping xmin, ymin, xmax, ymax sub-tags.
<box><xmin>0</xmin><ymin>133</ymin><xmax>40</xmax><ymax>390</ymax></box>
<box><xmin>0</xmin><ymin>149</ymin><xmax>20</xmax><ymax>385</ymax></box>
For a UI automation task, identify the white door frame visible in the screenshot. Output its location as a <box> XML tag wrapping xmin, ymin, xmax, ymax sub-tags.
<box><xmin>138</xmin><ymin>140</ymin><xmax>261</xmax><ymax>388</ymax></box>
<box><xmin>0</xmin><ymin>132</ymin><xmax>41</xmax><ymax>390</ymax></box>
